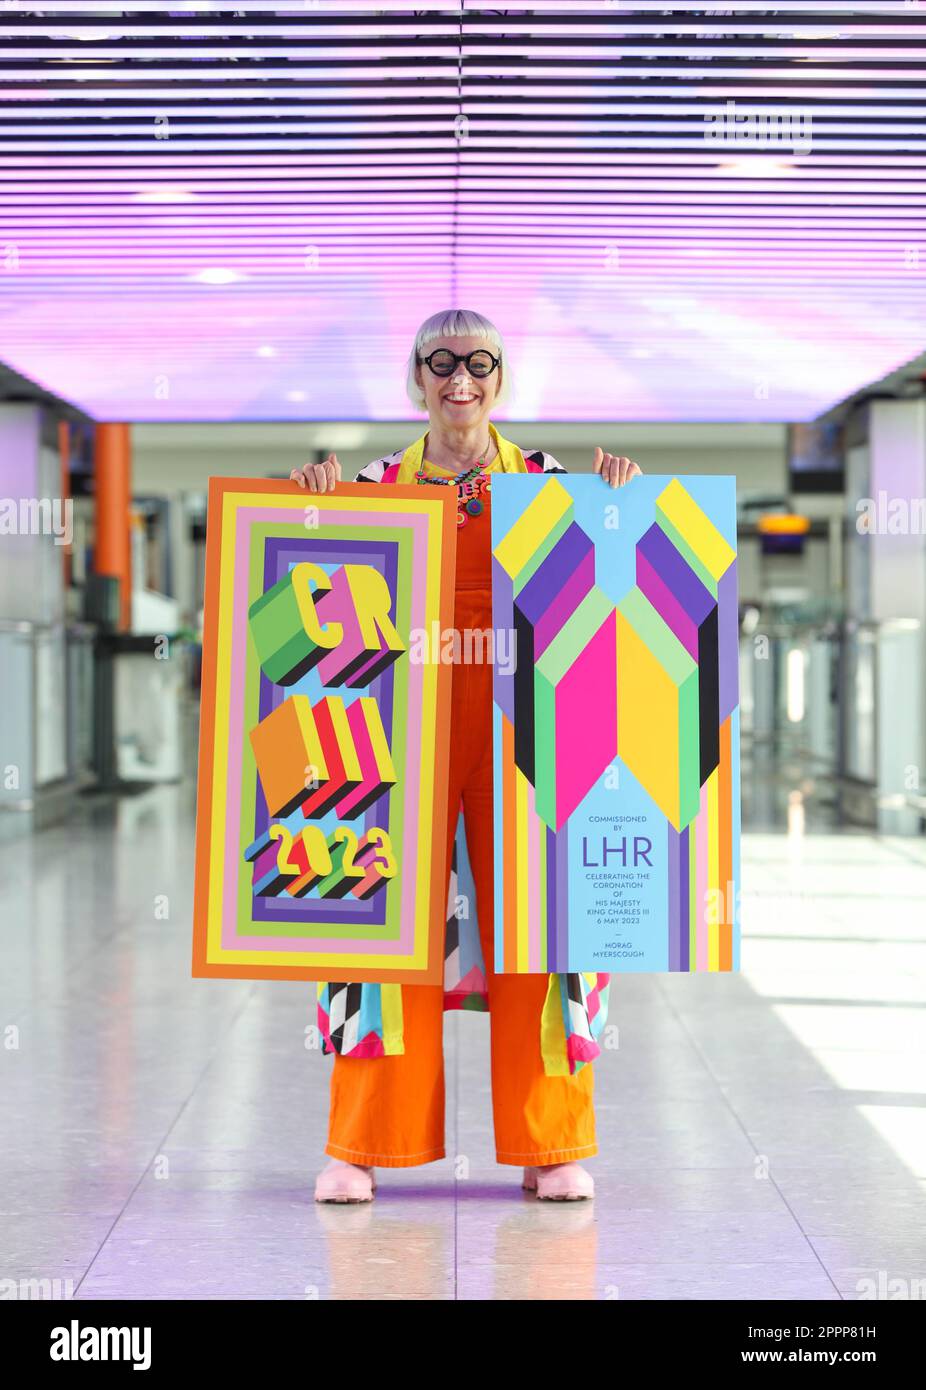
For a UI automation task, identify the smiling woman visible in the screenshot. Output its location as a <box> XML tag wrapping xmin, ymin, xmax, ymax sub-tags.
<box><xmin>405</xmin><ymin>307</ymin><xmax>512</xmax><ymax>415</ymax></box>
<box><xmin>290</xmin><ymin>308</ymin><xmax>642</xmax><ymax>1205</ymax></box>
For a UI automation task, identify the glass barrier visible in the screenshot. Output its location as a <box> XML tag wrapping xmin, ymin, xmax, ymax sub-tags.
<box><xmin>740</xmin><ymin>616</ymin><xmax>924</xmax><ymax>834</ymax></box>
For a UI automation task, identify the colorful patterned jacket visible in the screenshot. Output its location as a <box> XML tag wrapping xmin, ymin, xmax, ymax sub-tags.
<box><xmin>316</xmin><ymin>423</ymin><xmax>611</xmax><ymax>1076</ymax></box>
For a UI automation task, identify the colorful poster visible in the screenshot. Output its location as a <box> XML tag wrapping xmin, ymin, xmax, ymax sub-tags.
<box><xmin>193</xmin><ymin>478</ymin><xmax>457</xmax><ymax>983</ymax></box>
<box><xmin>491</xmin><ymin>474</ymin><xmax>740</xmax><ymax>974</ymax></box>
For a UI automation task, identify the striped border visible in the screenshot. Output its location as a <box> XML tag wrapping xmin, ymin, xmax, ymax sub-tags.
<box><xmin>192</xmin><ymin>479</ymin><xmax>456</xmax><ymax>983</ymax></box>
<box><xmin>492</xmin><ymin>476</ymin><xmax>739</xmax><ymax>974</ymax></box>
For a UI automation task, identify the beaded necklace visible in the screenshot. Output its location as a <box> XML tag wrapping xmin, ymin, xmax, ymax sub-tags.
<box><xmin>414</xmin><ymin>439</ymin><xmax>494</xmax><ymax>528</ymax></box>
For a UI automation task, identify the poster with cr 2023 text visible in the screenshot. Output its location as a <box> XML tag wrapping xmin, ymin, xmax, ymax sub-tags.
<box><xmin>193</xmin><ymin>478</ymin><xmax>457</xmax><ymax>984</ymax></box>
<box><xmin>491</xmin><ymin>474</ymin><xmax>740</xmax><ymax>974</ymax></box>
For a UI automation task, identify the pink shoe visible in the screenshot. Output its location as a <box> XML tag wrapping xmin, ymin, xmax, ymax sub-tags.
<box><xmin>522</xmin><ymin>1162</ymin><xmax>594</xmax><ymax>1201</ymax></box>
<box><xmin>314</xmin><ymin>1159</ymin><xmax>376</xmax><ymax>1203</ymax></box>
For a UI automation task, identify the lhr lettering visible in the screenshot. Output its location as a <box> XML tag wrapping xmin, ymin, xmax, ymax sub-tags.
<box><xmin>581</xmin><ymin>835</ymin><xmax>653</xmax><ymax>868</ymax></box>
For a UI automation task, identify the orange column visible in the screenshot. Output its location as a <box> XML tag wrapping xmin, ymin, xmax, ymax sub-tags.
<box><xmin>94</xmin><ymin>422</ymin><xmax>132</xmax><ymax>630</ymax></box>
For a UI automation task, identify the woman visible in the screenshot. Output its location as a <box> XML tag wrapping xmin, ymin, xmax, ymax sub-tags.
<box><xmin>291</xmin><ymin>309</ymin><xmax>642</xmax><ymax>1203</ymax></box>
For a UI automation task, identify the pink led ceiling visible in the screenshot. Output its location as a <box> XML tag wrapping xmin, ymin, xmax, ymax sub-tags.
<box><xmin>0</xmin><ymin>2</ymin><xmax>924</xmax><ymax>422</ymax></box>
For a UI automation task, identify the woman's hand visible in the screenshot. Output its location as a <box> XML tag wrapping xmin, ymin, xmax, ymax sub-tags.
<box><xmin>290</xmin><ymin>452</ymin><xmax>341</xmax><ymax>493</ymax></box>
<box><xmin>592</xmin><ymin>447</ymin><xmax>642</xmax><ymax>488</ymax></box>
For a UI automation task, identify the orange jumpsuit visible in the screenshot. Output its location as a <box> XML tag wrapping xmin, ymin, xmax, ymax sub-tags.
<box><xmin>325</xmin><ymin>471</ymin><xmax>597</xmax><ymax>1168</ymax></box>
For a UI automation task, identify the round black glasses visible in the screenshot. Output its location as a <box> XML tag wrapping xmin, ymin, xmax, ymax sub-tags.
<box><xmin>417</xmin><ymin>348</ymin><xmax>500</xmax><ymax>379</ymax></box>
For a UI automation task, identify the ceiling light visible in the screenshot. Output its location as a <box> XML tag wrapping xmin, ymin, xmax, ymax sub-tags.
<box><xmin>191</xmin><ymin>268</ymin><xmax>245</xmax><ymax>285</ymax></box>
<box><xmin>134</xmin><ymin>189</ymin><xmax>198</xmax><ymax>204</ymax></box>
<box><xmin>716</xmin><ymin>159</ymin><xmax>794</xmax><ymax>177</ymax></box>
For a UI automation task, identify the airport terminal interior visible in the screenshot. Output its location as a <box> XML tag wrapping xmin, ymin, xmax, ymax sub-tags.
<box><xmin>3</xmin><ymin>404</ymin><xmax>925</xmax><ymax>1300</ymax></box>
<box><xmin>1</xmin><ymin>3</ymin><xmax>925</xmax><ymax>1303</ymax></box>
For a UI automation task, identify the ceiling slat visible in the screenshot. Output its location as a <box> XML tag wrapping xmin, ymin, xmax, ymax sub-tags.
<box><xmin>0</xmin><ymin>3</ymin><xmax>922</xmax><ymax>422</ymax></box>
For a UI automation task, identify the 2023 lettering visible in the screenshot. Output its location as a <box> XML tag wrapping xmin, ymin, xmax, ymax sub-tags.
<box><xmin>258</xmin><ymin>822</ymin><xmax>398</xmax><ymax>901</ymax></box>
<box><xmin>243</xmin><ymin>560</ymin><xmax>406</xmax><ymax>904</ymax></box>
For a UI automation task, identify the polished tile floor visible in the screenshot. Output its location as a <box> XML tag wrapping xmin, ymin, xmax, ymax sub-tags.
<box><xmin>2</xmin><ymin>768</ymin><xmax>925</xmax><ymax>1301</ymax></box>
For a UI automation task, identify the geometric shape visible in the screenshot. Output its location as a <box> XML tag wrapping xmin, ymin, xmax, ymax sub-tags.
<box><xmin>717</xmin><ymin>558</ymin><xmax>740</xmax><ymax>724</ymax></box>
<box><xmin>490</xmin><ymin>473</ymin><xmax>740</xmax><ymax>977</ymax></box>
<box><xmin>249</xmin><ymin>694</ymin><xmax>329</xmax><ymax>819</ymax></box>
<box><xmin>499</xmin><ymin>708</ymin><xmax>518</xmax><ymax>974</ymax></box>
<box><xmin>512</xmin><ymin>601</ymin><xmax>537</xmax><ymax>784</ymax></box>
<box><xmin>349</xmin><ymin>828</ymin><xmax>397</xmax><ymax>901</ymax></box>
<box><xmin>636</xmin><ymin>521</ymin><xmax>713</xmax><ymax>660</ymax></box>
<box><xmin>667</xmin><ymin>822</ymin><xmax>690</xmax><ymax>972</ymax></box>
<box><xmin>491</xmin><ymin>553</ymin><xmax>516</xmax><ymax>726</ymax></box>
<box><xmin>698</xmin><ymin>603</ymin><xmax>720</xmax><ymax>786</ymax></box>
<box><xmin>247</xmin><ymin>532</ymin><xmax>400</xmax><ymax>933</ymax></box>
<box><xmin>298</xmin><ymin>695</ymin><xmax>363</xmax><ymax>819</ymax></box>
<box><xmin>247</xmin><ymin>560</ymin><xmax>340</xmax><ymax>687</ymax></box>
<box><xmin>192</xmin><ymin>479</ymin><xmax>457</xmax><ymax>983</ymax></box>
<box><xmin>655</xmin><ymin>477</ymin><xmax>736</xmax><ymax>598</ymax></box>
<box><xmin>717</xmin><ymin>715</ymin><xmax>735</xmax><ymax>972</ymax></box>
<box><xmin>616</xmin><ymin>586</ymin><xmax>700</xmax><ymax>831</ymax></box>
<box><xmin>706</xmin><ymin>763</ymin><xmax>720</xmax><ymax>971</ymax></box>
<box><xmin>314</xmin><ymin>562</ymin><xmax>406</xmax><ymax>688</ymax></box>
<box><xmin>636</xmin><ymin>521</ymin><xmax>720</xmax><ymax>785</ymax></box>
<box><xmin>547</xmin><ymin>820</ymin><xmax>570</xmax><ymax>974</ymax></box>
<box><xmin>314</xmin><ymin>828</ymin><xmax>367</xmax><ymax>899</ymax></box>
<box><xmin>334</xmin><ymin>696</ymin><xmax>398</xmax><ymax>820</ymax></box>
<box><xmin>515</xmin><ymin>520</ymin><xmax>596</xmax><ymax>660</ymax></box>
<box><xmin>695</xmin><ymin>777</ymin><xmax>710</xmax><ymax>972</ymax></box>
<box><xmin>534</xmin><ymin>586</ymin><xmax>618</xmax><ymax>830</ymax></box>
<box><xmin>281</xmin><ymin>826</ymin><xmax>335</xmax><ymax>899</ymax></box>
<box><xmin>244</xmin><ymin>827</ymin><xmax>292</xmax><ymax>899</ymax></box>
<box><xmin>492</xmin><ymin>475</ymin><xmax>574</xmax><ymax>594</ymax></box>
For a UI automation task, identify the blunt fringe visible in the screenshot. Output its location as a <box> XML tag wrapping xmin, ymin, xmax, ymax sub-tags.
<box><xmin>405</xmin><ymin>308</ymin><xmax>510</xmax><ymax>411</ymax></box>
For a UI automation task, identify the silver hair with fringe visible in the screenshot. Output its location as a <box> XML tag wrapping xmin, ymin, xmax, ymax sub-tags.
<box><xmin>405</xmin><ymin>308</ymin><xmax>510</xmax><ymax>412</ymax></box>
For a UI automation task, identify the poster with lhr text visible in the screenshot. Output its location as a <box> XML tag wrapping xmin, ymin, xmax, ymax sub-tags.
<box><xmin>491</xmin><ymin>473</ymin><xmax>740</xmax><ymax>974</ymax></box>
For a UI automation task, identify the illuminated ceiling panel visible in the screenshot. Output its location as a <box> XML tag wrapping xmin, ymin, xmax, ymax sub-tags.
<box><xmin>0</xmin><ymin>2</ymin><xmax>923</xmax><ymax>422</ymax></box>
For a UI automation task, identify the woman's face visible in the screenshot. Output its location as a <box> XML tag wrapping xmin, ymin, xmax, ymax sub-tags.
<box><xmin>416</xmin><ymin>334</ymin><xmax>500</xmax><ymax>432</ymax></box>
